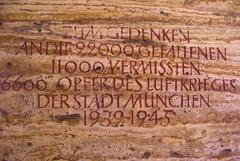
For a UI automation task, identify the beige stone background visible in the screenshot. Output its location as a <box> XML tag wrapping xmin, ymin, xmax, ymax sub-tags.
<box><xmin>0</xmin><ymin>0</ymin><xmax>240</xmax><ymax>161</ymax></box>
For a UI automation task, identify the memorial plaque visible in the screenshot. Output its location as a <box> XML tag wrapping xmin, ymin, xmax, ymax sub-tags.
<box><xmin>0</xmin><ymin>0</ymin><xmax>240</xmax><ymax>161</ymax></box>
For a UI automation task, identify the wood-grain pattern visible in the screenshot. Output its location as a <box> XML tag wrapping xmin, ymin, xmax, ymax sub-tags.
<box><xmin>0</xmin><ymin>0</ymin><xmax>240</xmax><ymax>161</ymax></box>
